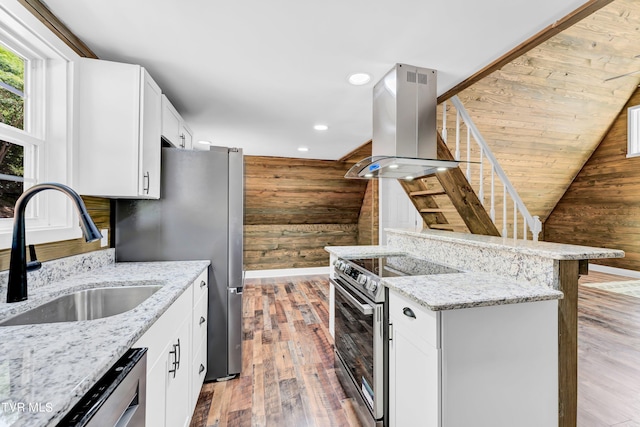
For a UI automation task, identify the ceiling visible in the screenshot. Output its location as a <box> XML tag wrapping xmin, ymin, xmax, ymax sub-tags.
<box><xmin>41</xmin><ymin>0</ymin><xmax>590</xmax><ymax>160</ymax></box>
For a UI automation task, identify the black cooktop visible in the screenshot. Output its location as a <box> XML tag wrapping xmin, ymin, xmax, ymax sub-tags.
<box><xmin>348</xmin><ymin>255</ymin><xmax>461</xmax><ymax>277</ymax></box>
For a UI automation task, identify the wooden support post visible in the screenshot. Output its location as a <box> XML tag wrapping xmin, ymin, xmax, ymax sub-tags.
<box><xmin>558</xmin><ymin>260</ymin><xmax>579</xmax><ymax>427</ymax></box>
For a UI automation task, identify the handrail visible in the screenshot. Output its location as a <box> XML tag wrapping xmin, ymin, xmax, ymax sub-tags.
<box><xmin>442</xmin><ymin>96</ymin><xmax>542</xmax><ymax>241</ymax></box>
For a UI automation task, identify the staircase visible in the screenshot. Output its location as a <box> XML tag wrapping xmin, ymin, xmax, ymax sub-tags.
<box><xmin>401</xmin><ymin>133</ymin><xmax>500</xmax><ymax>236</ymax></box>
<box><xmin>401</xmin><ymin>95</ymin><xmax>542</xmax><ymax>241</ymax></box>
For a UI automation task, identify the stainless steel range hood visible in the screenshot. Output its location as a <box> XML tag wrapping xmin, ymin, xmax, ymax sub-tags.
<box><xmin>346</xmin><ymin>63</ymin><xmax>465</xmax><ymax>180</ymax></box>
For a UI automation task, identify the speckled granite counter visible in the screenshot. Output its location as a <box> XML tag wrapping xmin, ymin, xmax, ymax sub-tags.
<box><xmin>384</xmin><ymin>273</ymin><xmax>563</xmax><ymax>311</ymax></box>
<box><xmin>386</xmin><ymin>229</ymin><xmax>624</xmax><ymax>289</ymax></box>
<box><xmin>326</xmin><ymin>229</ymin><xmax>622</xmax><ymax>310</ymax></box>
<box><xmin>325</xmin><ymin>245</ymin><xmax>563</xmax><ymax>310</ymax></box>
<box><xmin>0</xmin><ymin>251</ymin><xmax>209</xmax><ymax>427</ymax></box>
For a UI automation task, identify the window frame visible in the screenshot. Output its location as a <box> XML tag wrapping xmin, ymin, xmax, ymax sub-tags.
<box><xmin>0</xmin><ymin>2</ymin><xmax>82</xmax><ymax>249</ymax></box>
<box><xmin>627</xmin><ymin>105</ymin><xmax>640</xmax><ymax>158</ymax></box>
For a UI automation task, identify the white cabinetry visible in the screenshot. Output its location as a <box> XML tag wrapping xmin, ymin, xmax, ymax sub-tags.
<box><xmin>134</xmin><ymin>269</ymin><xmax>208</xmax><ymax>427</ymax></box>
<box><xmin>190</xmin><ymin>270</ymin><xmax>208</xmax><ymax>413</ymax></box>
<box><xmin>161</xmin><ymin>95</ymin><xmax>192</xmax><ymax>149</ymax></box>
<box><xmin>388</xmin><ymin>290</ymin><xmax>558</xmax><ymax>427</ymax></box>
<box><xmin>388</xmin><ymin>293</ymin><xmax>439</xmax><ymax>427</ymax></box>
<box><xmin>75</xmin><ymin>58</ymin><xmax>161</xmax><ymax>198</ymax></box>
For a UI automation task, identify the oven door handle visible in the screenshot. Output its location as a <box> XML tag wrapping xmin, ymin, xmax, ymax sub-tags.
<box><xmin>333</xmin><ymin>280</ymin><xmax>374</xmax><ymax>315</ymax></box>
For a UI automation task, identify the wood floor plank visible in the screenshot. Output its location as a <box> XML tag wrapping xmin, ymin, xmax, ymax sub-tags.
<box><xmin>192</xmin><ymin>275</ymin><xmax>361</xmax><ymax>427</ymax></box>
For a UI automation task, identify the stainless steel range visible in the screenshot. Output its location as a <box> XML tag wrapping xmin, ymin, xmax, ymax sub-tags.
<box><xmin>331</xmin><ymin>255</ymin><xmax>460</xmax><ymax>427</ymax></box>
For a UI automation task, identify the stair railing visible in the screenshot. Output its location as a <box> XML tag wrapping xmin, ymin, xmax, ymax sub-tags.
<box><xmin>441</xmin><ymin>96</ymin><xmax>542</xmax><ymax>241</ymax></box>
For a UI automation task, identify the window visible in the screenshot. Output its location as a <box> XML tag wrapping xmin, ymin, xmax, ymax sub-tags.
<box><xmin>0</xmin><ymin>3</ymin><xmax>81</xmax><ymax>249</ymax></box>
<box><xmin>628</xmin><ymin>105</ymin><xmax>640</xmax><ymax>158</ymax></box>
<box><xmin>0</xmin><ymin>44</ymin><xmax>37</xmax><ymax>219</ymax></box>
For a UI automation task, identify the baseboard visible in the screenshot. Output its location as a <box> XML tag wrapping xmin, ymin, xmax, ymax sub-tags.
<box><xmin>588</xmin><ymin>263</ymin><xmax>640</xmax><ymax>279</ymax></box>
<box><xmin>244</xmin><ymin>266</ymin><xmax>330</xmax><ymax>279</ymax></box>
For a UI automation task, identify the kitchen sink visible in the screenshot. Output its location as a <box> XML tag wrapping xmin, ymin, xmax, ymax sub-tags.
<box><xmin>0</xmin><ymin>285</ymin><xmax>163</xmax><ymax>326</ymax></box>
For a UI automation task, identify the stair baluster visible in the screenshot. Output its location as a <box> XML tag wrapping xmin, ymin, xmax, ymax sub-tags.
<box><xmin>440</xmin><ymin>96</ymin><xmax>542</xmax><ymax>241</ymax></box>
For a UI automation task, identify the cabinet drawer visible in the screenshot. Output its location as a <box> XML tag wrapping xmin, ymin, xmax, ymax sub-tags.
<box><xmin>389</xmin><ymin>290</ymin><xmax>439</xmax><ymax>348</ymax></box>
<box><xmin>191</xmin><ymin>342</ymin><xmax>207</xmax><ymax>411</ymax></box>
<box><xmin>193</xmin><ymin>269</ymin><xmax>208</xmax><ymax>305</ymax></box>
<box><xmin>192</xmin><ymin>288</ymin><xmax>208</xmax><ymax>351</ymax></box>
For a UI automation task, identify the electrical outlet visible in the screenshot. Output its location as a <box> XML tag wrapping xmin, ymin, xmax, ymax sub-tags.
<box><xmin>100</xmin><ymin>229</ymin><xmax>109</xmax><ymax>247</ymax></box>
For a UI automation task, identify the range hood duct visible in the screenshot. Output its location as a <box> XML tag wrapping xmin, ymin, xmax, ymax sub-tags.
<box><xmin>346</xmin><ymin>63</ymin><xmax>466</xmax><ymax>180</ymax></box>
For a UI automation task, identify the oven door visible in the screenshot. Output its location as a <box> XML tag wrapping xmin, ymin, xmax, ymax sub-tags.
<box><xmin>332</xmin><ymin>277</ymin><xmax>384</xmax><ymax>422</ymax></box>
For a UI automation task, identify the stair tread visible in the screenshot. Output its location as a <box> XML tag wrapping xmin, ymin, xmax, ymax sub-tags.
<box><xmin>428</xmin><ymin>223</ymin><xmax>455</xmax><ymax>231</ymax></box>
<box><xmin>419</xmin><ymin>208</ymin><xmax>446</xmax><ymax>213</ymax></box>
<box><xmin>410</xmin><ymin>190</ymin><xmax>447</xmax><ymax>197</ymax></box>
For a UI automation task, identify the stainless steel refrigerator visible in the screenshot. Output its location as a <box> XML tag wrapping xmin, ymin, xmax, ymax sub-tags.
<box><xmin>115</xmin><ymin>146</ymin><xmax>243</xmax><ymax>381</ymax></box>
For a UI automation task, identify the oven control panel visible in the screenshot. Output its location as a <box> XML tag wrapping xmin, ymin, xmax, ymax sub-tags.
<box><xmin>333</xmin><ymin>260</ymin><xmax>381</xmax><ymax>301</ymax></box>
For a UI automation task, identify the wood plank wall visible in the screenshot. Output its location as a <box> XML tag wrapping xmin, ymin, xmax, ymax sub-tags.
<box><xmin>0</xmin><ymin>196</ymin><xmax>111</xmax><ymax>270</ymax></box>
<box><xmin>357</xmin><ymin>181</ymin><xmax>379</xmax><ymax>246</ymax></box>
<box><xmin>544</xmin><ymin>86</ymin><xmax>640</xmax><ymax>270</ymax></box>
<box><xmin>244</xmin><ymin>156</ymin><xmax>368</xmax><ymax>270</ymax></box>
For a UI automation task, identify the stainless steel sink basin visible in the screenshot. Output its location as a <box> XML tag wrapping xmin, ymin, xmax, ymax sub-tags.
<box><xmin>0</xmin><ymin>285</ymin><xmax>162</xmax><ymax>326</ymax></box>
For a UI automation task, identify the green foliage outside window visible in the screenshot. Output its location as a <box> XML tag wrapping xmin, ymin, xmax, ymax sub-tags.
<box><xmin>0</xmin><ymin>44</ymin><xmax>25</xmax><ymax>217</ymax></box>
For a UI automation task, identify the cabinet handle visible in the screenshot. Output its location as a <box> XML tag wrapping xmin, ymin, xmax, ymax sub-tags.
<box><xmin>199</xmin><ymin>364</ymin><xmax>205</xmax><ymax>374</ymax></box>
<box><xmin>403</xmin><ymin>307</ymin><xmax>416</xmax><ymax>319</ymax></box>
<box><xmin>180</xmin><ymin>134</ymin><xmax>185</xmax><ymax>148</ymax></box>
<box><xmin>199</xmin><ymin>316</ymin><xmax>206</xmax><ymax>326</ymax></box>
<box><xmin>168</xmin><ymin>344</ymin><xmax>178</xmax><ymax>378</ymax></box>
<box><xmin>200</xmin><ymin>280</ymin><xmax>206</xmax><ymax>288</ymax></box>
<box><xmin>176</xmin><ymin>338</ymin><xmax>181</xmax><ymax>368</ymax></box>
<box><xmin>143</xmin><ymin>171</ymin><xmax>150</xmax><ymax>194</ymax></box>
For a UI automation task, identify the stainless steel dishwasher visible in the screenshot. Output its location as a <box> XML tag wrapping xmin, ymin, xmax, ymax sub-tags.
<box><xmin>57</xmin><ymin>348</ymin><xmax>147</xmax><ymax>427</ymax></box>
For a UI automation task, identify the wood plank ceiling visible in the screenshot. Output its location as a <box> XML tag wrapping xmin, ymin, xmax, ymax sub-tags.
<box><xmin>440</xmin><ymin>0</ymin><xmax>640</xmax><ymax>225</ymax></box>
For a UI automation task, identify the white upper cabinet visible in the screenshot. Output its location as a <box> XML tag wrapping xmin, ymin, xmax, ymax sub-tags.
<box><xmin>161</xmin><ymin>95</ymin><xmax>181</xmax><ymax>147</ymax></box>
<box><xmin>161</xmin><ymin>94</ymin><xmax>192</xmax><ymax>149</ymax></box>
<box><xmin>75</xmin><ymin>58</ymin><xmax>161</xmax><ymax>198</ymax></box>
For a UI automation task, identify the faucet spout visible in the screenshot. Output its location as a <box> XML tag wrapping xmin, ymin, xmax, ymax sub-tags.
<box><xmin>6</xmin><ymin>183</ymin><xmax>102</xmax><ymax>303</ymax></box>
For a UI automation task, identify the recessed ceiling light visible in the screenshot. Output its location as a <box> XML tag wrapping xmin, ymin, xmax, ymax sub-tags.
<box><xmin>364</xmin><ymin>173</ymin><xmax>373</xmax><ymax>178</ymax></box>
<box><xmin>348</xmin><ymin>73</ymin><xmax>371</xmax><ymax>86</ymax></box>
<box><xmin>298</xmin><ymin>147</ymin><xmax>309</xmax><ymax>152</ymax></box>
<box><xmin>404</xmin><ymin>176</ymin><xmax>414</xmax><ymax>181</ymax></box>
<box><xmin>314</xmin><ymin>124</ymin><xmax>329</xmax><ymax>131</ymax></box>
<box><xmin>437</xmin><ymin>167</ymin><xmax>448</xmax><ymax>171</ymax></box>
<box><xmin>198</xmin><ymin>140</ymin><xmax>213</xmax><ymax>145</ymax></box>
<box><xmin>388</xmin><ymin>164</ymin><xmax>399</xmax><ymax>169</ymax></box>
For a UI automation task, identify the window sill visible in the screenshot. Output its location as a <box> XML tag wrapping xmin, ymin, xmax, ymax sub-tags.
<box><xmin>0</xmin><ymin>225</ymin><xmax>82</xmax><ymax>250</ymax></box>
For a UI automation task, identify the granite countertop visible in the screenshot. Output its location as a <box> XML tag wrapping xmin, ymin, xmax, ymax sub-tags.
<box><xmin>324</xmin><ymin>245</ymin><xmax>563</xmax><ymax>310</ymax></box>
<box><xmin>0</xmin><ymin>260</ymin><xmax>209</xmax><ymax>427</ymax></box>
<box><xmin>383</xmin><ymin>273</ymin><xmax>563</xmax><ymax>311</ymax></box>
<box><xmin>324</xmin><ymin>245</ymin><xmax>405</xmax><ymax>259</ymax></box>
<box><xmin>388</xmin><ymin>229</ymin><xmax>625</xmax><ymax>260</ymax></box>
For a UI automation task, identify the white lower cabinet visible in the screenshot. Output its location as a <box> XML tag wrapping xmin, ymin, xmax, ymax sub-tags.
<box><xmin>134</xmin><ymin>269</ymin><xmax>208</xmax><ymax>427</ymax></box>
<box><xmin>165</xmin><ymin>318</ymin><xmax>191</xmax><ymax>427</ymax></box>
<box><xmin>388</xmin><ymin>290</ymin><xmax>558</xmax><ymax>427</ymax></box>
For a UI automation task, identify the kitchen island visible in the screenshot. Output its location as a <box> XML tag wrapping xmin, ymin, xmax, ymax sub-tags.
<box><xmin>0</xmin><ymin>249</ymin><xmax>209</xmax><ymax>427</ymax></box>
<box><xmin>326</xmin><ymin>228</ymin><xmax>623</xmax><ymax>427</ymax></box>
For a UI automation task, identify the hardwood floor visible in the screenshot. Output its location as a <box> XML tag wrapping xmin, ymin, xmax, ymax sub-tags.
<box><xmin>578</xmin><ymin>271</ymin><xmax>640</xmax><ymax>426</ymax></box>
<box><xmin>190</xmin><ymin>276</ymin><xmax>362</xmax><ymax>427</ymax></box>
<box><xmin>190</xmin><ymin>272</ymin><xmax>640</xmax><ymax>427</ymax></box>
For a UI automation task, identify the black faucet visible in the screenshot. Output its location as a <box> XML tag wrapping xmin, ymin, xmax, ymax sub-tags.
<box><xmin>6</xmin><ymin>183</ymin><xmax>102</xmax><ymax>303</ymax></box>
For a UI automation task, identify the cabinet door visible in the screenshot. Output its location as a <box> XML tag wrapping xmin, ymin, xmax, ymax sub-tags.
<box><xmin>161</xmin><ymin>95</ymin><xmax>181</xmax><ymax>147</ymax></box>
<box><xmin>144</xmin><ymin>341</ymin><xmax>170</xmax><ymax>427</ymax></box>
<box><xmin>139</xmin><ymin>70</ymin><xmax>162</xmax><ymax>198</ymax></box>
<box><xmin>180</xmin><ymin>124</ymin><xmax>193</xmax><ymax>150</ymax></box>
<box><xmin>165</xmin><ymin>317</ymin><xmax>192</xmax><ymax>427</ymax></box>
<box><xmin>389</xmin><ymin>323</ymin><xmax>439</xmax><ymax>427</ymax></box>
